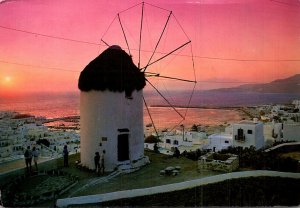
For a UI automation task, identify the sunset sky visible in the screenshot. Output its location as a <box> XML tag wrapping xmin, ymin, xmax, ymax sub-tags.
<box><xmin>0</xmin><ymin>0</ymin><xmax>300</xmax><ymax>95</ymax></box>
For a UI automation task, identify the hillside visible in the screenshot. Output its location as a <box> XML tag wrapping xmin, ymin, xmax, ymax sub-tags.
<box><xmin>211</xmin><ymin>74</ymin><xmax>300</xmax><ymax>93</ymax></box>
<box><xmin>101</xmin><ymin>177</ymin><xmax>300</xmax><ymax>207</ymax></box>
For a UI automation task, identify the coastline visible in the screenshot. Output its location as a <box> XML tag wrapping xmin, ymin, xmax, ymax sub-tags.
<box><xmin>0</xmin><ymin>105</ymin><xmax>251</xmax><ymax>133</ymax></box>
<box><xmin>150</xmin><ymin>105</ymin><xmax>242</xmax><ymax>110</ymax></box>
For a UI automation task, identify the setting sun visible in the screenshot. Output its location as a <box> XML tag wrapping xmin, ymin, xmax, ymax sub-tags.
<box><xmin>1</xmin><ymin>75</ymin><xmax>15</xmax><ymax>89</ymax></box>
<box><xmin>4</xmin><ymin>76</ymin><xmax>12</xmax><ymax>82</ymax></box>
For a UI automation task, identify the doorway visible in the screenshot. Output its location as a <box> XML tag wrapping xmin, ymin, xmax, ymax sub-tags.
<box><xmin>118</xmin><ymin>134</ymin><xmax>129</xmax><ymax>161</ymax></box>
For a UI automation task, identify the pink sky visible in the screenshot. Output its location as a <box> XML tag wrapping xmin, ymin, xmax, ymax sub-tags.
<box><xmin>0</xmin><ymin>0</ymin><xmax>299</xmax><ymax>94</ymax></box>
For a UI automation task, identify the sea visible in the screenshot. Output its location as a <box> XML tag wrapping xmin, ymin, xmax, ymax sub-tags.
<box><xmin>0</xmin><ymin>91</ymin><xmax>299</xmax><ymax>129</ymax></box>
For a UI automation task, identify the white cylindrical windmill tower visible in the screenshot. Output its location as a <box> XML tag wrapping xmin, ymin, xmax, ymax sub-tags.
<box><xmin>78</xmin><ymin>45</ymin><xmax>148</xmax><ymax>172</ymax></box>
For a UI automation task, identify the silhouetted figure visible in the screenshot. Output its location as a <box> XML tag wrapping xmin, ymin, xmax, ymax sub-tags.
<box><xmin>63</xmin><ymin>145</ymin><xmax>69</xmax><ymax>167</ymax></box>
<box><xmin>154</xmin><ymin>143</ymin><xmax>159</xmax><ymax>153</ymax></box>
<box><xmin>24</xmin><ymin>146</ymin><xmax>32</xmax><ymax>173</ymax></box>
<box><xmin>94</xmin><ymin>152</ymin><xmax>100</xmax><ymax>175</ymax></box>
<box><xmin>32</xmin><ymin>146</ymin><xmax>39</xmax><ymax>171</ymax></box>
<box><xmin>0</xmin><ymin>190</ymin><xmax>3</xmax><ymax>207</ymax></box>
<box><xmin>173</xmin><ymin>147</ymin><xmax>180</xmax><ymax>158</ymax></box>
<box><xmin>100</xmin><ymin>150</ymin><xmax>105</xmax><ymax>174</ymax></box>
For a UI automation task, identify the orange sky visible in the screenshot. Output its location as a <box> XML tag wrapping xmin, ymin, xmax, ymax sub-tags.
<box><xmin>0</xmin><ymin>0</ymin><xmax>300</xmax><ymax>95</ymax></box>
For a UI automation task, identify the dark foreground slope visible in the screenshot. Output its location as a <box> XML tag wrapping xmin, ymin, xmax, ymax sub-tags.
<box><xmin>100</xmin><ymin>176</ymin><xmax>300</xmax><ymax>207</ymax></box>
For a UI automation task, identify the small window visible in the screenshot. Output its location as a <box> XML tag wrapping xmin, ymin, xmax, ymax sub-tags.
<box><xmin>102</xmin><ymin>137</ymin><xmax>107</xmax><ymax>141</ymax></box>
<box><xmin>224</xmin><ymin>140</ymin><xmax>229</xmax><ymax>144</ymax></box>
<box><xmin>166</xmin><ymin>139</ymin><xmax>171</xmax><ymax>144</ymax></box>
<box><xmin>247</xmin><ymin>130</ymin><xmax>253</xmax><ymax>134</ymax></box>
<box><xmin>173</xmin><ymin>140</ymin><xmax>178</xmax><ymax>145</ymax></box>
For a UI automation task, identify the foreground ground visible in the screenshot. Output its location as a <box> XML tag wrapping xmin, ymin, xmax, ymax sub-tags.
<box><xmin>68</xmin><ymin>151</ymin><xmax>216</xmax><ymax>197</ymax></box>
<box><xmin>99</xmin><ymin>176</ymin><xmax>300</xmax><ymax>207</ymax></box>
<box><xmin>2</xmin><ymin>149</ymin><xmax>300</xmax><ymax>207</ymax></box>
<box><xmin>29</xmin><ymin>151</ymin><xmax>217</xmax><ymax>206</ymax></box>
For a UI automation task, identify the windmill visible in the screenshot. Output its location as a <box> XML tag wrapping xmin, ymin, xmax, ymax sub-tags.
<box><xmin>101</xmin><ymin>2</ymin><xmax>197</xmax><ymax>135</ymax></box>
<box><xmin>78</xmin><ymin>2</ymin><xmax>196</xmax><ymax>171</ymax></box>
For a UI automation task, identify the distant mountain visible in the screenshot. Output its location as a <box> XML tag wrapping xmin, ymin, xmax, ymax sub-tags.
<box><xmin>210</xmin><ymin>74</ymin><xmax>300</xmax><ymax>93</ymax></box>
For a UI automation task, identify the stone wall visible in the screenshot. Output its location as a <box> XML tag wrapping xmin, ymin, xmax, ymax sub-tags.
<box><xmin>198</xmin><ymin>152</ymin><xmax>239</xmax><ymax>172</ymax></box>
<box><xmin>2</xmin><ymin>169</ymin><xmax>78</xmax><ymax>207</ymax></box>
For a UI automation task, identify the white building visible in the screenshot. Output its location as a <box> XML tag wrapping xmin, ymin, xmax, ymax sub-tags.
<box><xmin>79</xmin><ymin>46</ymin><xmax>149</xmax><ymax>171</ymax></box>
<box><xmin>272</xmin><ymin>122</ymin><xmax>283</xmax><ymax>140</ymax></box>
<box><xmin>158</xmin><ymin>130</ymin><xmax>207</xmax><ymax>151</ymax></box>
<box><xmin>232</xmin><ymin>120</ymin><xmax>265</xmax><ymax>149</ymax></box>
<box><xmin>205</xmin><ymin>133</ymin><xmax>233</xmax><ymax>152</ymax></box>
<box><xmin>271</xmin><ymin>105</ymin><xmax>285</xmax><ymax>117</ymax></box>
<box><xmin>283</xmin><ymin>123</ymin><xmax>300</xmax><ymax>141</ymax></box>
<box><xmin>0</xmin><ymin>111</ymin><xmax>80</xmax><ymax>160</ymax></box>
<box><xmin>292</xmin><ymin>100</ymin><xmax>300</xmax><ymax>110</ymax></box>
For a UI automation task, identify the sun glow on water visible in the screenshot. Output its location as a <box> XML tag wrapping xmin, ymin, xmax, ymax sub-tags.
<box><xmin>1</xmin><ymin>76</ymin><xmax>15</xmax><ymax>95</ymax></box>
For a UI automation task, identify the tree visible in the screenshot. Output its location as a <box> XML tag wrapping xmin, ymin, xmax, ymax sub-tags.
<box><xmin>36</xmin><ymin>139</ymin><xmax>50</xmax><ymax>147</ymax></box>
<box><xmin>145</xmin><ymin>135</ymin><xmax>161</xmax><ymax>143</ymax></box>
<box><xmin>259</xmin><ymin>111</ymin><xmax>265</xmax><ymax>116</ymax></box>
<box><xmin>190</xmin><ymin>124</ymin><xmax>198</xmax><ymax>132</ymax></box>
<box><xmin>273</xmin><ymin>116</ymin><xmax>281</xmax><ymax>122</ymax></box>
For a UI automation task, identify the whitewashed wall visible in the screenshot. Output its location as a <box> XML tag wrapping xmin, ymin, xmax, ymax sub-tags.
<box><xmin>80</xmin><ymin>90</ymin><xmax>144</xmax><ymax>171</ymax></box>
<box><xmin>207</xmin><ymin>133</ymin><xmax>233</xmax><ymax>152</ymax></box>
<box><xmin>232</xmin><ymin>121</ymin><xmax>264</xmax><ymax>150</ymax></box>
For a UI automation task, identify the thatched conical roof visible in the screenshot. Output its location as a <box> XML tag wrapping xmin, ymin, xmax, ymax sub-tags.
<box><xmin>78</xmin><ymin>46</ymin><xmax>145</xmax><ymax>96</ymax></box>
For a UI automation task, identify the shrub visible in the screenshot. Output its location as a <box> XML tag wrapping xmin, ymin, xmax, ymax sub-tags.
<box><xmin>145</xmin><ymin>135</ymin><xmax>161</xmax><ymax>143</ymax></box>
<box><xmin>36</xmin><ymin>139</ymin><xmax>50</xmax><ymax>147</ymax></box>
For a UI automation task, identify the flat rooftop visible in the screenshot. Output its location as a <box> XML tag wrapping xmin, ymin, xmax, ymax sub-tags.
<box><xmin>238</xmin><ymin>120</ymin><xmax>260</xmax><ymax>125</ymax></box>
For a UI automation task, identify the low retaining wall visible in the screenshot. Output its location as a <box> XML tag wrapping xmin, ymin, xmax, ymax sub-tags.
<box><xmin>56</xmin><ymin>170</ymin><xmax>300</xmax><ymax>207</ymax></box>
<box><xmin>0</xmin><ymin>157</ymin><xmax>58</xmax><ymax>186</ymax></box>
<box><xmin>198</xmin><ymin>153</ymin><xmax>239</xmax><ymax>172</ymax></box>
<box><xmin>2</xmin><ymin>170</ymin><xmax>78</xmax><ymax>207</ymax></box>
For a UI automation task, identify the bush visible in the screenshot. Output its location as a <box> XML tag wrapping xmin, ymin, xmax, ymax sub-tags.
<box><xmin>145</xmin><ymin>135</ymin><xmax>161</xmax><ymax>143</ymax></box>
<box><xmin>212</xmin><ymin>153</ymin><xmax>230</xmax><ymax>161</ymax></box>
<box><xmin>183</xmin><ymin>149</ymin><xmax>208</xmax><ymax>161</ymax></box>
<box><xmin>190</xmin><ymin>124</ymin><xmax>198</xmax><ymax>132</ymax></box>
<box><xmin>36</xmin><ymin>139</ymin><xmax>50</xmax><ymax>147</ymax></box>
<box><xmin>220</xmin><ymin>146</ymin><xmax>298</xmax><ymax>172</ymax></box>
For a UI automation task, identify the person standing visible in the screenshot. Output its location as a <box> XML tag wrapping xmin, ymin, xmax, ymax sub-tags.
<box><xmin>173</xmin><ymin>147</ymin><xmax>180</xmax><ymax>158</ymax></box>
<box><xmin>99</xmin><ymin>150</ymin><xmax>105</xmax><ymax>174</ymax></box>
<box><xmin>63</xmin><ymin>145</ymin><xmax>69</xmax><ymax>167</ymax></box>
<box><xmin>32</xmin><ymin>147</ymin><xmax>39</xmax><ymax>171</ymax></box>
<box><xmin>24</xmin><ymin>146</ymin><xmax>32</xmax><ymax>174</ymax></box>
<box><xmin>94</xmin><ymin>152</ymin><xmax>100</xmax><ymax>175</ymax></box>
<box><xmin>0</xmin><ymin>189</ymin><xmax>3</xmax><ymax>207</ymax></box>
<box><xmin>154</xmin><ymin>143</ymin><xmax>159</xmax><ymax>153</ymax></box>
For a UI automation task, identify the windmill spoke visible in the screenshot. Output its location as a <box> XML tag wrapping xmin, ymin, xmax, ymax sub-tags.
<box><xmin>166</xmin><ymin>119</ymin><xmax>185</xmax><ymax>136</ymax></box>
<box><xmin>171</xmin><ymin>14</ymin><xmax>190</xmax><ymax>41</ymax></box>
<box><xmin>143</xmin><ymin>11</ymin><xmax>172</xmax><ymax>72</ymax></box>
<box><xmin>146</xmin><ymin>79</ymin><xmax>184</xmax><ymax>119</ymax></box>
<box><xmin>118</xmin><ymin>13</ymin><xmax>131</xmax><ymax>56</ymax></box>
<box><xmin>144</xmin><ymin>2</ymin><xmax>171</xmax><ymax>12</ymax></box>
<box><xmin>143</xmin><ymin>96</ymin><xmax>159</xmax><ymax>139</ymax></box>
<box><xmin>118</xmin><ymin>2</ymin><xmax>143</xmax><ymax>14</ymax></box>
<box><xmin>184</xmin><ymin>82</ymin><xmax>196</xmax><ymax>118</ymax></box>
<box><xmin>145</xmin><ymin>72</ymin><xmax>196</xmax><ymax>83</ymax></box>
<box><xmin>138</xmin><ymin>2</ymin><xmax>145</xmax><ymax>69</ymax></box>
<box><xmin>142</xmin><ymin>40</ymin><xmax>191</xmax><ymax>71</ymax></box>
<box><xmin>101</xmin><ymin>39</ymin><xmax>110</xmax><ymax>47</ymax></box>
<box><xmin>101</xmin><ymin>15</ymin><xmax>117</xmax><ymax>47</ymax></box>
<box><xmin>190</xmin><ymin>44</ymin><xmax>197</xmax><ymax>82</ymax></box>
